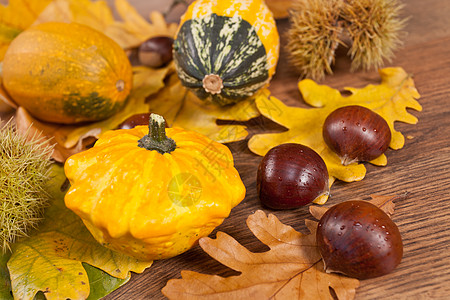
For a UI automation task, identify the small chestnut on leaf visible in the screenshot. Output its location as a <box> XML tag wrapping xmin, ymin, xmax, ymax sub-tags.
<box><xmin>316</xmin><ymin>200</ymin><xmax>403</xmax><ymax>279</ymax></box>
<box><xmin>138</xmin><ymin>36</ymin><xmax>174</xmax><ymax>68</ymax></box>
<box><xmin>323</xmin><ymin>105</ymin><xmax>391</xmax><ymax>165</ymax></box>
<box><xmin>257</xmin><ymin>143</ymin><xmax>329</xmax><ymax>209</ymax></box>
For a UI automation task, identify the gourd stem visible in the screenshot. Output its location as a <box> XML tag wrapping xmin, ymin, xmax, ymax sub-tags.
<box><xmin>138</xmin><ymin>113</ymin><xmax>176</xmax><ymax>154</ymax></box>
<box><xmin>203</xmin><ymin>74</ymin><xmax>223</xmax><ymax>95</ymax></box>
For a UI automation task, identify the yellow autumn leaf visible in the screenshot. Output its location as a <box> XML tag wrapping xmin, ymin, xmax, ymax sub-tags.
<box><xmin>249</xmin><ymin>67</ymin><xmax>421</xmax><ymax>203</ymax></box>
<box><xmin>174</xmin><ymin>91</ymin><xmax>260</xmax><ymax>143</ymax></box>
<box><xmin>13</xmin><ymin>61</ymin><xmax>260</xmax><ymax>162</ymax></box>
<box><xmin>34</xmin><ymin>0</ymin><xmax>178</xmax><ymax>49</ymax></box>
<box><xmin>0</xmin><ymin>0</ymin><xmax>53</xmax><ymax>60</ymax></box>
<box><xmin>309</xmin><ymin>193</ymin><xmax>406</xmax><ymax>221</ymax></box>
<box><xmin>33</xmin><ymin>0</ymin><xmax>115</xmax><ymax>29</ymax></box>
<box><xmin>162</xmin><ymin>210</ymin><xmax>360</xmax><ymax>299</ymax></box>
<box><xmin>0</xmin><ymin>0</ymin><xmax>177</xmax><ymax>53</ymax></box>
<box><xmin>6</xmin><ymin>164</ymin><xmax>152</xmax><ymax>300</ymax></box>
<box><xmin>13</xmin><ymin>65</ymin><xmax>170</xmax><ymax>163</ymax></box>
<box><xmin>110</xmin><ymin>0</ymin><xmax>178</xmax><ymax>43</ymax></box>
<box><xmin>62</xmin><ymin>65</ymin><xmax>171</xmax><ymax>149</ymax></box>
<box><xmin>147</xmin><ymin>73</ymin><xmax>263</xmax><ymax>143</ymax></box>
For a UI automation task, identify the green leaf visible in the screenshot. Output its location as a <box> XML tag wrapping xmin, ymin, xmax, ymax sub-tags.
<box><xmin>7</xmin><ymin>164</ymin><xmax>152</xmax><ymax>300</ymax></box>
<box><xmin>84</xmin><ymin>263</ymin><xmax>130</xmax><ymax>300</ymax></box>
<box><xmin>0</xmin><ymin>252</ymin><xmax>12</xmax><ymax>299</ymax></box>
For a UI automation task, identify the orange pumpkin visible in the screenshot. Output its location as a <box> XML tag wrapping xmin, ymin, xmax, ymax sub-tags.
<box><xmin>2</xmin><ymin>22</ymin><xmax>133</xmax><ymax>124</ymax></box>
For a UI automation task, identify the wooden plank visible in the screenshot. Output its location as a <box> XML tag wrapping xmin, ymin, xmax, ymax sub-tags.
<box><xmin>0</xmin><ymin>0</ymin><xmax>448</xmax><ymax>298</ymax></box>
<box><xmin>107</xmin><ymin>9</ymin><xmax>450</xmax><ymax>300</ymax></box>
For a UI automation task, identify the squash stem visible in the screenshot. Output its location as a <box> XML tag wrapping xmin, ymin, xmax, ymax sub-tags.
<box><xmin>203</xmin><ymin>74</ymin><xmax>223</xmax><ymax>95</ymax></box>
<box><xmin>138</xmin><ymin>113</ymin><xmax>176</xmax><ymax>154</ymax></box>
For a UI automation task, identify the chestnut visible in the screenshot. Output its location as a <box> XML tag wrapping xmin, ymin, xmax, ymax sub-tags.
<box><xmin>322</xmin><ymin>105</ymin><xmax>391</xmax><ymax>165</ymax></box>
<box><xmin>138</xmin><ymin>36</ymin><xmax>174</xmax><ymax>68</ymax></box>
<box><xmin>316</xmin><ymin>200</ymin><xmax>403</xmax><ymax>279</ymax></box>
<box><xmin>118</xmin><ymin>113</ymin><xmax>168</xmax><ymax>130</ymax></box>
<box><xmin>257</xmin><ymin>143</ymin><xmax>329</xmax><ymax>209</ymax></box>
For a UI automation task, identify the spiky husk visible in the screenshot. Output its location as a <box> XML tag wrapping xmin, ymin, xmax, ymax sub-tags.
<box><xmin>343</xmin><ymin>0</ymin><xmax>406</xmax><ymax>71</ymax></box>
<box><xmin>0</xmin><ymin>119</ymin><xmax>54</xmax><ymax>252</ymax></box>
<box><xmin>286</xmin><ymin>0</ymin><xmax>406</xmax><ymax>79</ymax></box>
<box><xmin>286</xmin><ymin>0</ymin><xmax>344</xmax><ymax>80</ymax></box>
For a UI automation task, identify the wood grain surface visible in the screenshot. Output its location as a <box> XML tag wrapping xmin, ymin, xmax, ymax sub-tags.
<box><xmin>101</xmin><ymin>0</ymin><xmax>450</xmax><ymax>299</ymax></box>
<box><xmin>1</xmin><ymin>0</ymin><xmax>448</xmax><ymax>299</ymax></box>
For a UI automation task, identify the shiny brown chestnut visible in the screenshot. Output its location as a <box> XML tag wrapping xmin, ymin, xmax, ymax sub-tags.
<box><xmin>316</xmin><ymin>200</ymin><xmax>403</xmax><ymax>279</ymax></box>
<box><xmin>138</xmin><ymin>36</ymin><xmax>174</xmax><ymax>68</ymax></box>
<box><xmin>257</xmin><ymin>143</ymin><xmax>329</xmax><ymax>209</ymax></box>
<box><xmin>323</xmin><ymin>105</ymin><xmax>391</xmax><ymax>165</ymax></box>
<box><xmin>118</xmin><ymin>113</ymin><xmax>168</xmax><ymax>130</ymax></box>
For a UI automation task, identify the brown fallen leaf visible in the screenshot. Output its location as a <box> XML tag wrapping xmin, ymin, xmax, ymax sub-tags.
<box><xmin>309</xmin><ymin>193</ymin><xmax>408</xmax><ymax>220</ymax></box>
<box><xmin>3</xmin><ymin>1</ymin><xmax>263</xmax><ymax>163</ymax></box>
<box><xmin>162</xmin><ymin>210</ymin><xmax>360</xmax><ymax>299</ymax></box>
<box><xmin>265</xmin><ymin>0</ymin><xmax>294</xmax><ymax>19</ymax></box>
<box><xmin>0</xmin><ymin>77</ymin><xmax>17</xmax><ymax>113</ymax></box>
<box><xmin>364</xmin><ymin>193</ymin><xmax>408</xmax><ymax>217</ymax></box>
<box><xmin>14</xmin><ymin>107</ymin><xmax>96</xmax><ymax>163</ymax></box>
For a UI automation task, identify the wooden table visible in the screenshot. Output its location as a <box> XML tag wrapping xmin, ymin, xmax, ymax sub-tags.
<box><xmin>1</xmin><ymin>0</ymin><xmax>447</xmax><ymax>299</ymax></box>
<box><xmin>104</xmin><ymin>0</ymin><xmax>450</xmax><ymax>299</ymax></box>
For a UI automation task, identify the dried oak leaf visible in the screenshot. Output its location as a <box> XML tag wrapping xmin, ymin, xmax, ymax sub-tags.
<box><xmin>0</xmin><ymin>77</ymin><xmax>17</xmax><ymax>113</ymax></box>
<box><xmin>34</xmin><ymin>0</ymin><xmax>178</xmax><ymax>49</ymax></box>
<box><xmin>265</xmin><ymin>0</ymin><xmax>293</xmax><ymax>19</ymax></box>
<box><xmin>249</xmin><ymin>67</ymin><xmax>421</xmax><ymax>203</ymax></box>
<box><xmin>4</xmin><ymin>164</ymin><xmax>151</xmax><ymax>300</ymax></box>
<box><xmin>162</xmin><ymin>210</ymin><xmax>360</xmax><ymax>299</ymax></box>
<box><xmin>309</xmin><ymin>193</ymin><xmax>407</xmax><ymax>221</ymax></box>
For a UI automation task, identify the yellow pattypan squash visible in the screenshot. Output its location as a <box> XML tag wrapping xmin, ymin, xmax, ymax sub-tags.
<box><xmin>64</xmin><ymin>114</ymin><xmax>246</xmax><ymax>260</ymax></box>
